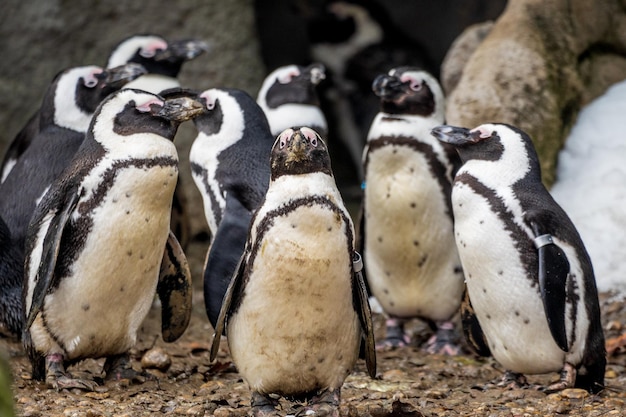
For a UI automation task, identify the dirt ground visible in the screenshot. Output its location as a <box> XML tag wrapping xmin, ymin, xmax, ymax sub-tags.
<box><xmin>2</xmin><ymin>238</ymin><xmax>626</xmax><ymax>417</ymax></box>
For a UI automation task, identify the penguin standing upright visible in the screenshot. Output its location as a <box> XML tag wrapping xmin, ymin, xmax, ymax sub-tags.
<box><xmin>211</xmin><ymin>127</ymin><xmax>375</xmax><ymax>417</ymax></box>
<box><xmin>22</xmin><ymin>89</ymin><xmax>203</xmax><ymax>390</ymax></box>
<box><xmin>361</xmin><ymin>67</ymin><xmax>464</xmax><ymax>353</ymax></box>
<box><xmin>0</xmin><ymin>64</ymin><xmax>145</xmax><ymax>339</ymax></box>
<box><xmin>189</xmin><ymin>88</ymin><xmax>275</xmax><ymax>328</ymax></box>
<box><xmin>256</xmin><ymin>63</ymin><xmax>327</xmax><ymax>137</ymax></box>
<box><xmin>431</xmin><ymin>123</ymin><xmax>605</xmax><ymax>393</ymax></box>
<box><xmin>106</xmin><ymin>34</ymin><xmax>210</xmax><ymax>248</ymax></box>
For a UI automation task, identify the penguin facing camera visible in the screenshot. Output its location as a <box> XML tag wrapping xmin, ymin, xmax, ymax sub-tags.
<box><xmin>431</xmin><ymin>123</ymin><xmax>605</xmax><ymax>393</ymax></box>
<box><xmin>210</xmin><ymin>127</ymin><xmax>376</xmax><ymax>417</ymax></box>
<box><xmin>22</xmin><ymin>88</ymin><xmax>204</xmax><ymax>390</ymax></box>
<box><xmin>361</xmin><ymin>67</ymin><xmax>464</xmax><ymax>354</ymax></box>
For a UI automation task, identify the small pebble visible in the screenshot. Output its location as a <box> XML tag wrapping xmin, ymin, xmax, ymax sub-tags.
<box><xmin>141</xmin><ymin>347</ymin><xmax>172</xmax><ymax>371</ymax></box>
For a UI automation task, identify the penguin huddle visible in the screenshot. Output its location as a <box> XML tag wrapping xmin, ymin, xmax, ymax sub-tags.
<box><xmin>0</xmin><ymin>31</ymin><xmax>608</xmax><ymax>417</ymax></box>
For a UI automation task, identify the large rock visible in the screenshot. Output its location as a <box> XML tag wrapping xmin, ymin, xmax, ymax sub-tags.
<box><xmin>443</xmin><ymin>0</ymin><xmax>626</xmax><ymax>185</ymax></box>
<box><xmin>0</xmin><ymin>0</ymin><xmax>264</xmax><ymax>236</ymax></box>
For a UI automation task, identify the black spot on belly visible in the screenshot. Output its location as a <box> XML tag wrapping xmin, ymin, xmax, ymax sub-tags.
<box><xmin>127</xmin><ymin>250</ymin><xmax>133</xmax><ymax>257</ymax></box>
<box><xmin>454</xmin><ymin>266</ymin><xmax>463</xmax><ymax>274</ymax></box>
<box><xmin>383</xmin><ymin>288</ymin><xmax>389</xmax><ymax>294</ymax></box>
<box><xmin>417</xmin><ymin>254</ymin><xmax>428</xmax><ymax>267</ymax></box>
<box><xmin>126</xmin><ymin>210</ymin><xmax>131</xmax><ymax>215</ymax></box>
<box><xmin>120</xmin><ymin>286</ymin><xmax>125</xmax><ymax>292</ymax></box>
<box><xmin>309</xmin><ymin>365</ymin><xmax>316</xmax><ymax>371</ymax></box>
<box><xmin>479</xmin><ymin>220</ymin><xmax>484</xmax><ymax>225</ymax></box>
<box><xmin>514</xmin><ymin>311</ymin><xmax>520</xmax><ymax>316</ymax></box>
<box><xmin>82</xmin><ymin>304</ymin><xmax>90</xmax><ymax>311</ymax></box>
<box><xmin>112</xmin><ymin>198</ymin><xmax>118</xmax><ymax>203</ymax></box>
<box><xmin>318</xmin><ymin>357</ymin><xmax>325</xmax><ymax>364</ymax></box>
<box><xmin>389</xmin><ymin>301</ymin><xmax>395</xmax><ymax>307</ymax></box>
<box><xmin>392</xmin><ymin>149</ymin><xmax>397</xmax><ymax>154</ymax></box>
<box><xmin>482</xmin><ymin>288</ymin><xmax>486</xmax><ymax>293</ymax></box>
<box><xmin>486</xmin><ymin>314</ymin><xmax>491</xmax><ymax>319</ymax></box>
<box><xmin>327</xmin><ymin>226</ymin><xmax>332</xmax><ymax>232</ymax></box>
<box><xmin>524</xmin><ymin>319</ymin><xmax>530</xmax><ymax>324</ymax></box>
<box><xmin>413</xmin><ymin>240</ymin><xmax>419</xmax><ymax>247</ymax></box>
<box><xmin>378</xmin><ymin>236</ymin><xmax>383</xmax><ymax>243</ymax></box>
<box><xmin>291</xmin><ymin>224</ymin><xmax>297</xmax><ymax>228</ymax></box>
<box><xmin>385</xmin><ymin>271</ymin><xmax>391</xmax><ymax>277</ymax></box>
<box><xmin>126</xmin><ymin>192</ymin><xmax>131</xmax><ymax>198</ymax></box>
<box><xmin>386</xmin><ymin>193</ymin><xmax>390</xmax><ymax>198</ymax></box>
<box><xmin>503</xmin><ymin>345</ymin><xmax>508</xmax><ymax>351</ymax></box>
<box><xmin>410</xmin><ymin>202</ymin><xmax>416</xmax><ymax>208</ymax></box>
<box><xmin>498</xmin><ymin>270</ymin><xmax>504</xmax><ymax>276</ymax></box>
<box><xmin>145</xmin><ymin>217</ymin><xmax>149</xmax><ymax>223</ymax></box>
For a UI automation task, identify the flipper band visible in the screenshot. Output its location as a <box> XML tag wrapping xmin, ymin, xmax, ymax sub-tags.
<box><xmin>534</xmin><ymin>234</ymin><xmax>554</xmax><ymax>249</ymax></box>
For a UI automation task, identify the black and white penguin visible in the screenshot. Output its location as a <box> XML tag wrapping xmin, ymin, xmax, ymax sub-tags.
<box><xmin>21</xmin><ymin>89</ymin><xmax>203</xmax><ymax>390</ymax></box>
<box><xmin>0</xmin><ymin>63</ymin><xmax>145</xmax><ymax>183</ymax></box>
<box><xmin>106</xmin><ymin>34</ymin><xmax>209</xmax><ymax>94</ymax></box>
<box><xmin>0</xmin><ymin>64</ymin><xmax>145</xmax><ymax>339</ymax></box>
<box><xmin>189</xmin><ymin>88</ymin><xmax>275</xmax><ymax>328</ymax></box>
<box><xmin>107</xmin><ymin>33</ymin><xmax>209</xmax><ymax>249</ymax></box>
<box><xmin>210</xmin><ymin>127</ymin><xmax>375</xmax><ymax>417</ymax></box>
<box><xmin>256</xmin><ymin>63</ymin><xmax>328</xmax><ymax>137</ymax></box>
<box><xmin>361</xmin><ymin>67</ymin><xmax>464</xmax><ymax>354</ymax></box>
<box><xmin>430</xmin><ymin>123</ymin><xmax>606</xmax><ymax>393</ymax></box>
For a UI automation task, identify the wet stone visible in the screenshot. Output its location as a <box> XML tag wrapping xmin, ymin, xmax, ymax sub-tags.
<box><xmin>141</xmin><ymin>347</ymin><xmax>172</xmax><ymax>371</ymax></box>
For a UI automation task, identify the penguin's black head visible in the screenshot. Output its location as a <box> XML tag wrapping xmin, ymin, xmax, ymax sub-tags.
<box><xmin>372</xmin><ymin>67</ymin><xmax>444</xmax><ymax>118</ymax></box>
<box><xmin>107</xmin><ymin>34</ymin><xmax>209</xmax><ymax>78</ymax></box>
<box><xmin>431</xmin><ymin>123</ymin><xmax>542</xmax><ymax>167</ymax></box>
<box><xmin>262</xmin><ymin>63</ymin><xmax>326</xmax><ymax>109</ymax></box>
<box><xmin>270</xmin><ymin>127</ymin><xmax>332</xmax><ymax>180</ymax></box>
<box><xmin>93</xmin><ymin>89</ymin><xmax>204</xmax><ymax>142</ymax></box>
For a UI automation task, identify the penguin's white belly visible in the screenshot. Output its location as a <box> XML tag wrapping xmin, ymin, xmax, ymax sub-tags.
<box><xmin>36</xmin><ymin>166</ymin><xmax>177</xmax><ymax>360</ymax></box>
<box><xmin>364</xmin><ymin>146</ymin><xmax>463</xmax><ymax>320</ymax></box>
<box><xmin>228</xmin><ymin>204</ymin><xmax>360</xmax><ymax>395</ymax></box>
<box><xmin>453</xmin><ymin>183</ymin><xmax>565</xmax><ymax>373</ymax></box>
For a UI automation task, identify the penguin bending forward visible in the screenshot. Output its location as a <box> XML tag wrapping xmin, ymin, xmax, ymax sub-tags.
<box><xmin>431</xmin><ymin>123</ymin><xmax>605</xmax><ymax>393</ymax></box>
<box><xmin>210</xmin><ymin>127</ymin><xmax>376</xmax><ymax>417</ymax></box>
<box><xmin>22</xmin><ymin>89</ymin><xmax>204</xmax><ymax>390</ymax></box>
<box><xmin>189</xmin><ymin>88</ymin><xmax>274</xmax><ymax>329</ymax></box>
<box><xmin>256</xmin><ymin>63</ymin><xmax>327</xmax><ymax>137</ymax></box>
<box><xmin>361</xmin><ymin>67</ymin><xmax>464</xmax><ymax>353</ymax></box>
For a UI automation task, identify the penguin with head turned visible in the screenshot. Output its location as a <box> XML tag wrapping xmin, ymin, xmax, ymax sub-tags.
<box><xmin>210</xmin><ymin>127</ymin><xmax>375</xmax><ymax>417</ymax></box>
<box><xmin>256</xmin><ymin>63</ymin><xmax>328</xmax><ymax>137</ymax></box>
<box><xmin>189</xmin><ymin>88</ymin><xmax>275</xmax><ymax>329</ymax></box>
<box><xmin>361</xmin><ymin>66</ymin><xmax>464</xmax><ymax>354</ymax></box>
<box><xmin>431</xmin><ymin>122</ymin><xmax>605</xmax><ymax>393</ymax></box>
<box><xmin>106</xmin><ymin>33</ymin><xmax>209</xmax><ymax>94</ymax></box>
<box><xmin>21</xmin><ymin>88</ymin><xmax>203</xmax><ymax>390</ymax></box>
<box><xmin>0</xmin><ymin>64</ymin><xmax>145</xmax><ymax>338</ymax></box>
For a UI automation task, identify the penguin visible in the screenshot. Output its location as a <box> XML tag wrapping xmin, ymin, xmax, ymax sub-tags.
<box><xmin>21</xmin><ymin>88</ymin><xmax>203</xmax><ymax>390</ymax></box>
<box><xmin>0</xmin><ymin>64</ymin><xmax>145</xmax><ymax>339</ymax></box>
<box><xmin>189</xmin><ymin>88</ymin><xmax>275</xmax><ymax>328</ymax></box>
<box><xmin>106</xmin><ymin>33</ymin><xmax>209</xmax><ymax>249</ymax></box>
<box><xmin>0</xmin><ymin>63</ymin><xmax>146</xmax><ymax>183</ymax></box>
<box><xmin>106</xmin><ymin>34</ymin><xmax>210</xmax><ymax>94</ymax></box>
<box><xmin>361</xmin><ymin>67</ymin><xmax>464</xmax><ymax>354</ymax></box>
<box><xmin>210</xmin><ymin>127</ymin><xmax>376</xmax><ymax>417</ymax></box>
<box><xmin>256</xmin><ymin>63</ymin><xmax>328</xmax><ymax>137</ymax></box>
<box><xmin>430</xmin><ymin>123</ymin><xmax>606</xmax><ymax>393</ymax></box>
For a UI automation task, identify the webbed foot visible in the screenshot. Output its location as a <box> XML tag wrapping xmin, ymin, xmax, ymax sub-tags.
<box><xmin>376</xmin><ymin>318</ymin><xmax>410</xmax><ymax>349</ymax></box>
<box><xmin>46</xmin><ymin>353</ymin><xmax>98</xmax><ymax>391</ymax></box>
<box><xmin>251</xmin><ymin>391</ymin><xmax>280</xmax><ymax>417</ymax></box>
<box><xmin>424</xmin><ymin>320</ymin><xmax>462</xmax><ymax>355</ymax></box>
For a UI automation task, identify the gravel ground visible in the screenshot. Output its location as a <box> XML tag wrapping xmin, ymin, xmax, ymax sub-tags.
<box><xmin>2</xmin><ymin>239</ymin><xmax>626</xmax><ymax>417</ymax></box>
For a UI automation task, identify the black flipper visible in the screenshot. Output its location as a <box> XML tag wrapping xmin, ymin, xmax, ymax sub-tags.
<box><xmin>209</xmin><ymin>251</ymin><xmax>246</xmax><ymax>362</ymax></box>
<box><xmin>352</xmin><ymin>252</ymin><xmax>376</xmax><ymax>378</ymax></box>
<box><xmin>529</xmin><ymin>220</ymin><xmax>570</xmax><ymax>352</ymax></box>
<box><xmin>460</xmin><ymin>286</ymin><xmax>491</xmax><ymax>357</ymax></box>
<box><xmin>203</xmin><ymin>193</ymin><xmax>251</xmax><ymax>329</ymax></box>
<box><xmin>158</xmin><ymin>230</ymin><xmax>193</xmax><ymax>343</ymax></box>
<box><xmin>25</xmin><ymin>187</ymin><xmax>80</xmax><ymax>330</ymax></box>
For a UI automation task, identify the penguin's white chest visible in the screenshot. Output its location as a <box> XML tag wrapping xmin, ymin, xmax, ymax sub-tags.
<box><xmin>35</xmin><ymin>165</ymin><xmax>177</xmax><ymax>359</ymax></box>
<box><xmin>364</xmin><ymin>144</ymin><xmax>463</xmax><ymax>320</ymax></box>
<box><xmin>228</xmin><ymin>203</ymin><xmax>361</xmax><ymax>395</ymax></box>
<box><xmin>452</xmin><ymin>182</ymin><xmax>566</xmax><ymax>373</ymax></box>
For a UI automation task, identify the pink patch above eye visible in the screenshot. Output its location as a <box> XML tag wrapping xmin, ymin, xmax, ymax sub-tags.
<box><xmin>140</xmin><ymin>39</ymin><xmax>168</xmax><ymax>58</ymax></box>
<box><xmin>136</xmin><ymin>98</ymin><xmax>164</xmax><ymax>113</ymax></box>
<box><xmin>84</xmin><ymin>69</ymin><xmax>103</xmax><ymax>88</ymax></box>
<box><xmin>278</xmin><ymin>128</ymin><xmax>294</xmax><ymax>149</ymax></box>
<box><xmin>200</xmin><ymin>91</ymin><xmax>216</xmax><ymax>110</ymax></box>
<box><xmin>471</xmin><ymin>126</ymin><xmax>492</xmax><ymax>139</ymax></box>
<box><xmin>300</xmin><ymin>127</ymin><xmax>318</xmax><ymax>146</ymax></box>
<box><xmin>278</xmin><ymin>69</ymin><xmax>300</xmax><ymax>84</ymax></box>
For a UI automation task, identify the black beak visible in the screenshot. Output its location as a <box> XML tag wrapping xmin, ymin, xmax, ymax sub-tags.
<box><xmin>153</xmin><ymin>96</ymin><xmax>205</xmax><ymax>122</ymax></box>
<box><xmin>431</xmin><ymin>125</ymin><xmax>479</xmax><ymax>146</ymax></box>
<box><xmin>304</xmin><ymin>63</ymin><xmax>326</xmax><ymax>85</ymax></box>
<box><xmin>372</xmin><ymin>74</ymin><xmax>404</xmax><ymax>98</ymax></box>
<box><xmin>155</xmin><ymin>39</ymin><xmax>211</xmax><ymax>62</ymax></box>
<box><xmin>102</xmin><ymin>63</ymin><xmax>147</xmax><ymax>88</ymax></box>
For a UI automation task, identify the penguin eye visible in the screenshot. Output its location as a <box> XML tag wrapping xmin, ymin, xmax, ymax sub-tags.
<box><xmin>300</xmin><ymin>127</ymin><xmax>319</xmax><ymax>147</ymax></box>
<box><xmin>139</xmin><ymin>47</ymin><xmax>157</xmax><ymax>58</ymax></box>
<box><xmin>409</xmin><ymin>80</ymin><xmax>423</xmax><ymax>91</ymax></box>
<box><xmin>278</xmin><ymin>128</ymin><xmax>293</xmax><ymax>149</ymax></box>
<box><xmin>206</xmin><ymin>101</ymin><xmax>215</xmax><ymax>110</ymax></box>
<box><xmin>83</xmin><ymin>72</ymin><xmax>100</xmax><ymax>88</ymax></box>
